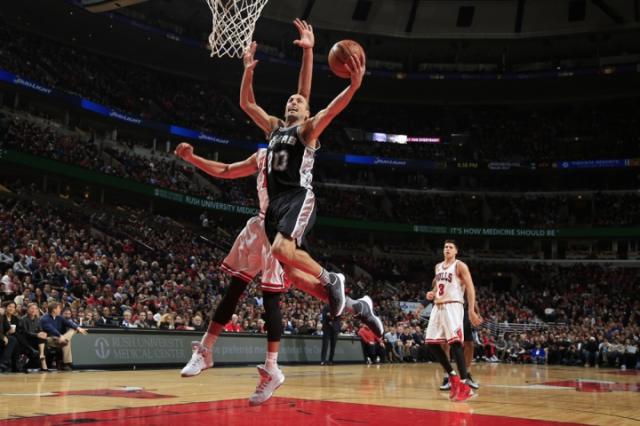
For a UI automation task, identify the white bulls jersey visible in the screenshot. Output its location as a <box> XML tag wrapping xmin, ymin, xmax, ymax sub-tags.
<box><xmin>434</xmin><ymin>260</ymin><xmax>464</xmax><ymax>304</ymax></box>
<box><xmin>256</xmin><ymin>148</ymin><xmax>269</xmax><ymax>216</ymax></box>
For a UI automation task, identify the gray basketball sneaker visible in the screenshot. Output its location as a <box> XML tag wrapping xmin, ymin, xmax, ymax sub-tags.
<box><xmin>326</xmin><ymin>272</ymin><xmax>346</xmax><ymax>317</ymax></box>
<box><xmin>354</xmin><ymin>295</ymin><xmax>384</xmax><ymax>337</ymax></box>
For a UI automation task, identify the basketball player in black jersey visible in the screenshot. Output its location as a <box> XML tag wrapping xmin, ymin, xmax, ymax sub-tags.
<box><xmin>240</xmin><ymin>41</ymin><xmax>379</xmax><ymax>332</ymax></box>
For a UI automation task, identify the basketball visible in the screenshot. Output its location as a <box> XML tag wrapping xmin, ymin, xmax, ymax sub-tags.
<box><xmin>328</xmin><ymin>39</ymin><xmax>365</xmax><ymax>79</ymax></box>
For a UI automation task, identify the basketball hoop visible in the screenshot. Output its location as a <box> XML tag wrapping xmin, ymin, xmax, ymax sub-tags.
<box><xmin>203</xmin><ymin>0</ymin><xmax>269</xmax><ymax>58</ymax></box>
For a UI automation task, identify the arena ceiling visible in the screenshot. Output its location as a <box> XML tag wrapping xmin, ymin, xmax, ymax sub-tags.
<box><xmin>5</xmin><ymin>0</ymin><xmax>640</xmax><ymax>69</ymax></box>
<box><xmin>110</xmin><ymin>0</ymin><xmax>640</xmax><ymax>66</ymax></box>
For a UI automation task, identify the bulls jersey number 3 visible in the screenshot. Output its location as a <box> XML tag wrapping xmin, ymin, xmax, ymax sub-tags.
<box><xmin>434</xmin><ymin>260</ymin><xmax>464</xmax><ymax>304</ymax></box>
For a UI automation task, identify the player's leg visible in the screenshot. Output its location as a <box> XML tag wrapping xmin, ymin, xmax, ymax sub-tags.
<box><xmin>445</xmin><ymin>304</ymin><xmax>474</xmax><ymax>402</ymax></box>
<box><xmin>463</xmin><ymin>312</ymin><xmax>479</xmax><ymax>389</ymax></box>
<box><xmin>266</xmin><ymin>191</ymin><xmax>346</xmax><ymax>317</ymax></box>
<box><xmin>284</xmin><ymin>264</ymin><xmax>383</xmax><ymax>336</ymax></box>
<box><xmin>249</xmin><ymin>290</ymin><xmax>285</xmax><ymax>406</ymax></box>
<box><xmin>182</xmin><ymin>218</ymin><xmax>261</xmax><ymax>377</ymax></box>
<box><xmin>427</xmin><ymin>305</ymin><xmax>455</xmax><ymax>377</ymax></box>
<box><xmin>181</xmin><ymin>276</ymin><xmax>247</xmax><ymax>377</ymax></box>
<box><xmin>439</xmin><ymin>342</ymin><xmax>451</xmax><ymax>390</ymax></box>
<box><xmin>271</xmin><ymin>233</ymin><xmax>350</xmax><ymax>316</ymax></box>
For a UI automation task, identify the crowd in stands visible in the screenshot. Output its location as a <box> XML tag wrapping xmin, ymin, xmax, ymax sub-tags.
<box><xmin>2</xmin><ymin>114</ymin><xmax>213</xmax><ymax>198</ymax></box>
<box><xmin>0</xmin><ymin>192</ymin><xmax>638</xmax><ymax>372</ymax></box>
<box><xmin>1</xmin><ymin>22</ymin><xmax>639</xmax><ymax>373</ymax></box>
<box><xmin>3</xmin><ymin>113</ymin><xmax>640</xmax><ymax>228</ymax></box>
<box><xmin>1</xmin><ymin>23</ymin><xmax>640</xmax><ymax>164</ymax></box>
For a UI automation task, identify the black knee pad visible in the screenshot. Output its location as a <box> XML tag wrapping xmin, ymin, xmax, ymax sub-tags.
<box><xmin>212</xmin><ymin>277</ymin><xmax>247</xmax><ymax>325</ymax></box>
<box><xmin>450</xmin><ymin>341</ymin><xmax>463</xmax><ymax>351</ymax></box>
<box><xmin>263</xmin><ymin>291</ymin><xmax>283</xmax><ymax>342</ymax></box>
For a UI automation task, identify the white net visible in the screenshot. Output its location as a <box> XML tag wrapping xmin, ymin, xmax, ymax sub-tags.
<box><xmin>204</xmin><ymin>0</ymin><xmax>269</xmax><ymax>58</ymax></box>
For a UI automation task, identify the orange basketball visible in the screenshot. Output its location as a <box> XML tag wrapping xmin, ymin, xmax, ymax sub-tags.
<box><xmin>328</xmin><ymin>40</ymin><xmax>365</xmax><ymax>79</ymax></box>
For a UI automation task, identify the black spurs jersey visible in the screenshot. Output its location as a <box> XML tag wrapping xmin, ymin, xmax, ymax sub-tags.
<box><xmin>266</xmin><ymin>124</ymin><xmax>316</xmax><ymax>199</ymax></box>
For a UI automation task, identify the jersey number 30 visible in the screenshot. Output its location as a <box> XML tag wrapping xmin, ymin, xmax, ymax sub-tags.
<box><xmin>269</xmin><ymin>150</ymin><xmax>289</xmax><ymax>172</ymax></box>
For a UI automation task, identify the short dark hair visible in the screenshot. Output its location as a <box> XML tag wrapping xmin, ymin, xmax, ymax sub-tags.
<box><xmin>48</xmin><ymin>301</ymin><xmax>61</xmax><ymax>313</ymax></box>
<box><xmin>444</xmin><ymin>239</ymin><xmax>458</xmax><ymax>249</ymax></box>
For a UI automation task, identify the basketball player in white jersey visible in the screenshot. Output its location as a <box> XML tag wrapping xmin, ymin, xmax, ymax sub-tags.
<box><xmin>175</xmin><ymin>20</ymin><xmax>382</xmax><ymax>406</ymax></box>
<box><xmin>426</xmin><ymin>240</ymin><xmax>482</xmax><ymax>402</ymax></box>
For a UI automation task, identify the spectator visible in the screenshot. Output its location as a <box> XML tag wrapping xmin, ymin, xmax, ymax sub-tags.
<box><xmin>17</xmin><ymin>302</ymin><xmax>48</xmax><ymax>371</ymax></box>
<box><xmin>607</xmin><ymin>338</ymin><xmax>625</xmax><ymax>368</ymax></box>
<box><xmin>0</xmin><ymin>308</ymin><xmax>17</xmax><ymax>372</ymax></box>
<box><xmin>79</xmin><ymin>311</ymin><xmax>95</xmax><ymax>328</ymax></box>
<box><xmin>399</xmin><ymin>327</ymin><xmax>416</xmax><ymax>362</ymax></box>
<box><xmin>223</xmin><ymin>314</ymin><xmax>241</xmax><ymax>332</ymax></box>
<box><xmin>1</xmin><ymin>270</ymin><xmax>15</xmax><ymax>300</ymax></box>
<box><xmin>158</xmin><ymin>313</ymin><xmax>175</xmax><ymax>330</ymax></box>
<box><xmin>120</xmin><ymin>310</ymin><xmax>137</xmax><ymax>328</ymax></box>
<box><xmin>12</xmin><ymin>255</ymin><xmax>31</xmax><ymax>278</ymax></box>
<box><xmin>481</xmin><ymin>332</ymin><xmax>498</xmax><ymax>362</ymax></box>
<box><xmin>134</xmin><ymin>312</ymin><xmax>150</xmax><ymax>329</ymax></box>
<box><xmin>383</xmin><ymin>325</ymin><xmax>402</xmax><ymax>362</ymax></box>
<box><xmin>96</xmin><ymin>306</ymin><xmax>115</xmax><ymax>327</ymax></box>
<box><xmin>411</xmin><ymin>325</ymin><xmax>428</xmax><ymax>362</ymax></box>
<box><xmin>582</xmin><ymin>336</ymin><xmax>598</xmax><ymax>367</ymax></box>
<box><xmin>358</xmin><ymin>324</ymin><xmax>385</xmax><ymax>364</ymax></box>
<box><xmin>0</xmin><ymin>247</ymin><xmax>14</xmax><ymax>270</ymax></box>
<box><xmin>530</xmin><ymin>343</ymin><xmax>546</xmax><ymax>365</ymax></box>
<box><xmin>320</xmin><ymin>305</ymin><xmax>340</xmax><ymax>365</ymax></box>
<box><xmin>190</xmin><ymin>315</ymin><xmax>205</xmax><ymax>332</ymax></box>
<box><xmin>623</xmin><ymin>338</ymin><xmax>638</xmax><ymax>370</ymax></box>
<box><xmin>40</xmin><ymin>301</ymin><xmax>88</xmax><ymax>371</ymax></box>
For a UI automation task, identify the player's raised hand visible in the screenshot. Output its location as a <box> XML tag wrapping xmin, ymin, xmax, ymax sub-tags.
<box><xmin>174</xmin><ymin>142</ymin><xmax>194</xmax><ymax>162</ymax></box>
<box><xmin>243</xmin><ymin>41</ymin><xmax>259</xmax><ymax>71</ymax></box>
<box><xmin>293</xmin><ymin>18</ymin><xmax>314</xmax><ymax>49</ymax></box>
<box><xmin>344</xmin><ymin>53</ymin><xmax>365</xmax><ymax>89</ymax></box>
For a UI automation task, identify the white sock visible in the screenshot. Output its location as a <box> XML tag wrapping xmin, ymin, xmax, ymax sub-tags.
<box><xmin>317</xmin><ymin>268</ymin><xmax>332</xmax><ymax>286</ymax></box>
<box><xmin>265</xmin><ymin>351</ymin><xmax>278</xmax><ymax>370</ymax></box>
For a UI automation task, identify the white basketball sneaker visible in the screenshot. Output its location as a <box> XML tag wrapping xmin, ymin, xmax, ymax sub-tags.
<box><xmin>248</xmin><ymin>364</ymin><xmax>285</xmax><ymax>406</ymax></box>
<box><xmin>180</xmin><ymin>341</ymin><xmax>213</xmax><ymax>377</ymax></box>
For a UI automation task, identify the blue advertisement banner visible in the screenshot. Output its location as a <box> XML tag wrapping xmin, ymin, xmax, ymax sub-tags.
<box><xmin>2</xmin><ymin>66</ymin><xmax>640</xmax><ymax>172</ymax></box>
<box><xmin>557</xmin><ymin>159</ymin><xmax>629</xmax><ymax>169</ymax></box>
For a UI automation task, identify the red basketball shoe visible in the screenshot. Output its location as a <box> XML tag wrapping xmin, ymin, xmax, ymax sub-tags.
<box><xmin>449</xmin><ymin>374</ymin><xmax>461</xmax><ymax>400</ymax></box>
<box><xmin>454</xmin><ymin>381</ymin><xmax>475</xmax><ymax>402</ymax></box>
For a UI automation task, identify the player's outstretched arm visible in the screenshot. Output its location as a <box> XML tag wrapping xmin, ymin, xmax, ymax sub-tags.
<box><xmin>175</xmin><ymin>143</ymin><xmax>258</xmax><ymax>179</ymax></box>
<box><xmin>293</xmin><ymin>18</ymin><xmax>314</xmax><ymax>101</ymax></box>
<box><xmin>239</xmin><ymin>41</ymin><xmax>279</xmax><ymax>135</ymax></box>
<box><xmin>301</xmin><ymin>54</ymin><xmax>365</xmax><ymax>144</ymax></box>
<box><xmin>458</xmin><ymin>262</ymin><xmax>483</xmax><ymax>326</ymax></box>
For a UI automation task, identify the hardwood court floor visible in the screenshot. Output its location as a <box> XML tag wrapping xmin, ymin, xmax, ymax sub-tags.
<box><xmin>0</xmin><ymin>363</ymin><xmax>638</xmax><ymax>425</ymax></box>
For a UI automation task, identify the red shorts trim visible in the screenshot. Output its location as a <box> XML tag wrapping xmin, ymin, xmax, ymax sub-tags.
<box><xmin>221</xmin><ymin>263</ymin><xmax>253</xmax><ymax>283</ymax></box>
<box><xmin>260</xmin><ymin>282</ymin><xmax>289</xmax><ymax>293</ymax></box>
